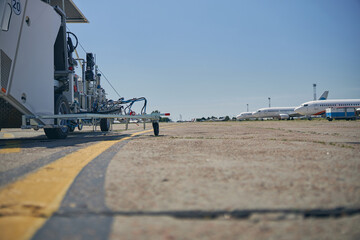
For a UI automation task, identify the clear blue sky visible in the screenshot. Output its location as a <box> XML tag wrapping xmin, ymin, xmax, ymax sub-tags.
<box><xmin>69</xmin><ymin>0</ymin><xmax>360</xmax><ymax>121</ymax></box>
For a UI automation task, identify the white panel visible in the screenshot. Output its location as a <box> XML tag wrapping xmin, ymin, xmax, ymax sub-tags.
<box><xmin>9</xmin><ymin>0</ymin><xmax>60</xmax><ymax>117</ymax></box>
<box><xmin>0</xmin><ymin>0</ymin><xmax>26</xmax><ymax>93</ymax></box>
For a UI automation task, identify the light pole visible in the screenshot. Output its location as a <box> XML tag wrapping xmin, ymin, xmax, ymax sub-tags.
<box><xmin>247</xmin><ymin>104</ymin><xmax>249</xmax><ymax>112</ymax></box>
<box><xmin>268</xmin><ymin>97</ymin><xmax>271</xmax><ymax>108</ymax></box>
<box><xmin>313</xmin><ymin>83</ymin><xmax>317</xmax><ymax>100</ymax></box>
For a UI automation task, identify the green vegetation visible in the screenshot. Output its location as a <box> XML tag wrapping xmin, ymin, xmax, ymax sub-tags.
<box><xmin>195</xmin><ymin>116</ymin><xmax>232</xmax><ymax>122</ymax></box>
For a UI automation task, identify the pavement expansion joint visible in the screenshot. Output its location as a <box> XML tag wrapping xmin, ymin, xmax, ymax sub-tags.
<box><xmin>50</xmin><ymin>207</ymin><xmax>360</xmax><ymax>220</ymax></box>
<box><xmin>0</xmin><ymin>203</ymin><xmax>53</xmax><ymax>218</ymax></box>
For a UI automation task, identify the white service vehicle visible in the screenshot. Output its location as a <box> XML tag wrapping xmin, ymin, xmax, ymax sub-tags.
<box><xmin>325</xmin><ymin>107</ymin><xmax>357</xmax><ymax>121</ymax></box>
<box><xmin>0</xmin><ymin>0</ymin><xmax>168</xmax><ymax>138</ymax></box>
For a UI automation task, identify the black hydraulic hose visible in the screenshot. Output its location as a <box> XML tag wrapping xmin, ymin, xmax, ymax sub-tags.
<box><xmin>66</xmin><ymin>31</ymin><xmax>78</xmax><ymax>50</ymax></box>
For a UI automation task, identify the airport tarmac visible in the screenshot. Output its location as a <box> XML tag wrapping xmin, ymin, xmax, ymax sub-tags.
<box><xmin>0</xmin><ymin>120</ymin><xmax>359</xmax><ymax>240</ymax></box>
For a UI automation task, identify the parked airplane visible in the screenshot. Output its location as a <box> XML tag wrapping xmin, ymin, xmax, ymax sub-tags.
<box><xmin>236</xmin><ymin>112</ymin><xmax>254</xmax><ymax>120</ymax></box>
<box><xmin>294</xmin><ymin>99</ymin><xmax>360</xmax><ymax>116</ymax></box>
<box><xmin>237</xmin><ymin>91</ymin><xmax>329</xmax><ymax>120</ymax></box>
<box><xmin>318</xmin><ymin>91</ymin><xmax>329</xmax><ymax>100</ymax></box>
<box><xmin>251</xmin><ymin>91</ymin><xmax>329</xmax><ymax>120</ymax></box>
<box><xmin>252</xmin><ymin>107</ymin><xmax>300</xmax><ymax>120</ymax></box>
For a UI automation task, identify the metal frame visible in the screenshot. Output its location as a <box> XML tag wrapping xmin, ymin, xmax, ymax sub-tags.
<box><xmin>22</xmin><ymin>112</ymin><xmax>169</xmax><ymax>130</ymax></box>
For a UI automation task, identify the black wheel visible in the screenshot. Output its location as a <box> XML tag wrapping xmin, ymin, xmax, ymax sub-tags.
<box><xmin>69</xmin><ymin>125</ymin><xmax>75</xmax><ymax>132</ymax></box>
<box><xmin>152</xmin><ymin>121</ymin><xmax>159</xmax><ymax>136</ymax></box>
<box><xmin>327</xmin><ymin>117</ymin><xmax>333</xmax><ymax>121</ymax></box>
<box><xmin>44</xmin><ymin>95</ymin><xmax>70</xmax><ymax>139</ymax></box>
<box><xmin>100</xmin><ymin>118</ymin><xmax>110</xmax><ymax>132</ymax></box>
<box><xmin>77</xmin><ymin>120</ymin><xmax>83</xmax><ymax>130</ymax></box>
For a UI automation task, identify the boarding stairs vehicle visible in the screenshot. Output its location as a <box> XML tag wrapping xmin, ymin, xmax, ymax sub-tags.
<box><xmin>0</xmin><ymin>0</ymin><xmax>169</xmax><ymax>139</ymax></box>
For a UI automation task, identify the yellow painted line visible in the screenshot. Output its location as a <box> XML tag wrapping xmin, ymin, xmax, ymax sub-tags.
<box><xmin>0</xmin><ymin>129</ymin><xmax>152</xmax><ymax>240</ymax></box>
<box><xmin>0</xmin><ymin>141</ymin><xmax>21</xmax><ymax>154</ymax></box>
<box><xmin>0</xmin><ymin>133</ymin><xmax>21</xmax><ymax>154</ymax></box>
<box><xmin>3</xmin><ymin>133</ymin><xmax>15</xmax><ymax>138</ymax></box>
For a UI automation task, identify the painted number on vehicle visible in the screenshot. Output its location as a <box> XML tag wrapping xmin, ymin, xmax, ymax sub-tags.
<box><xmin>12</xmin><ymin>0</ymin><xmax>21</xmax><ymax>15</ymax></box>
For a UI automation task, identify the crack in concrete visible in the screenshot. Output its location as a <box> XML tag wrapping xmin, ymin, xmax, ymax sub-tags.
<box><xmin>46</xmin><ymin>207</ymin><xmax>360</xmax><ymax>220</ymax></box>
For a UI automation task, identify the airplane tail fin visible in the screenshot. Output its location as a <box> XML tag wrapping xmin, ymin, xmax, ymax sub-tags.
<box><xmin>318</xmin><ymin>91</ymin><xmax>329</xmax><ymax>100</ymax></box>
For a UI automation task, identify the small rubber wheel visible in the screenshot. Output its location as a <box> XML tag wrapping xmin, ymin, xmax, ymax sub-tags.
<box><xmin>77</xmin><ymin>120</ymin><xmax>83</xmax><ymax>130</ymax></box>
<box><xmin>100</xmin><ymin>118</ymin><xmax>110</xmax><ymax>132</ymax></box>
<box><xmin>44</xmin><ymin>95</ymin><xmax>70</xmax><ymax>139</ymax></box>
<box><xmin>69</xmin><ymin>125</ymin><xmax>75</xmax><ymax>132</ymax></box>
<box><xmin>152</xmin><ymin>121</ymin><xmax>159</xmax><ymax>136</ymax></box>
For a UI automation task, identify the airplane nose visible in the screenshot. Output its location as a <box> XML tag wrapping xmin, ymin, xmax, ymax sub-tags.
<box><xmin>294</xmin><ymin>106</ymin><xmax>304</xmax><ymax>114</ymax></box>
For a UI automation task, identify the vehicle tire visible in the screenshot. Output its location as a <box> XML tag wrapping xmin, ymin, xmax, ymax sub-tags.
<box><xmin>77</xmin><ymin>120</ymin><xmax>83</xmax><ymax>130</ymax></box>
<box><xmin>327</xmin><ymin>117</ymin><xmax>333</xmax><ymax>121</ymax></box>
<box><xmin>152</xmin><ymin>121</ymin><xmax>159</xmax><ymax>136</ymax></box>
<box><xmin>44</xmin><ymin>95</ymin><xmax>70</xmax><ymax>139</ymax></box>
<box><xmin>69</xmin><ymin>125</ymin><xmax>75</xmax><ymax>132</ymax></box>
<box><xmin>100</xmin><ymin>118</ymin><xmax>110</xmax><ymax>132</ymax></box>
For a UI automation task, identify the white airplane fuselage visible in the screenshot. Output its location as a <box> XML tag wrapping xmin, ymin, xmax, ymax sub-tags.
<box><xmin>236</xmin><ymin>112</ymin><xmax>254</xmax><ymax>120</ymax></box>
<box><xmin>252</xmin><ymin>107</ymin><xmax>300</xmax><ymax>119</ymax></box>
<box><xmin>294</xmin><ymin>99</ymin><xmax>360</xmax><ymax>116</ymax></box>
